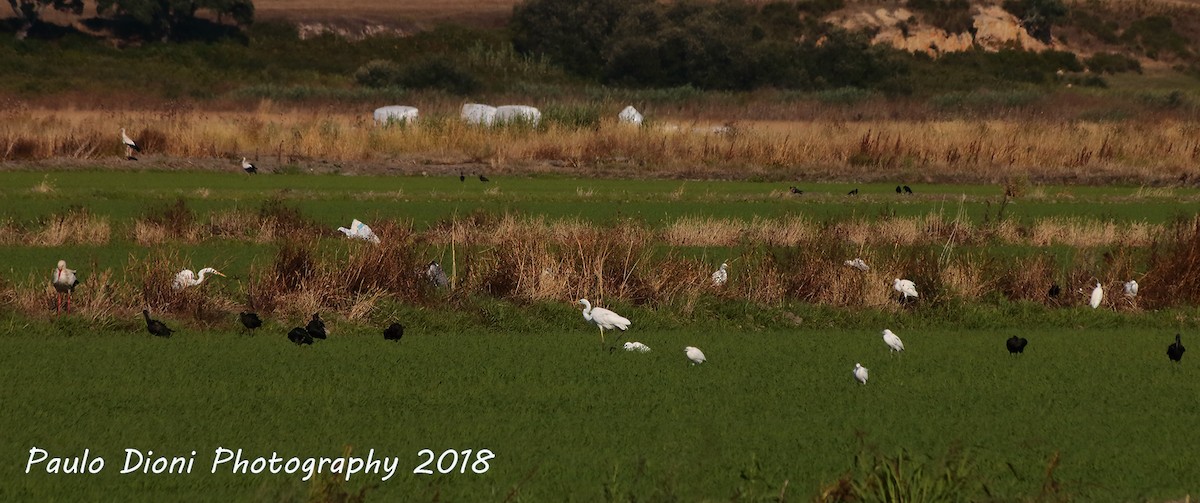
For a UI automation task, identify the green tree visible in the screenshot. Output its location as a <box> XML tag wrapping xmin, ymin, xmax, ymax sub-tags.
<box><xmin>95</xmin><ymin>0</ymin><xmax>254</xmax><ymax>41</ymax></box>
<box><xmin>511</xmin><ymin>0</ymin><xmax>652</xmax><ymax>79</ymax></box>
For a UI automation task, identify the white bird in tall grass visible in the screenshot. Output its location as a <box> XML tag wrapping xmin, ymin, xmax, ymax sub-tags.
<box><xmin>241</xmin><ymin>157</ymin><xmax>257</xmax><ymax>174</ymax></box>
<box><xmin>685</xmin><ymin>346</ymin><xmax>706</xmax><ymax>364</ymax></box>
<box><xmin>51</xmin><ymin>260</ymin><xmax>79</xmax><ymax>314</ymax></box>
<box><xmin>623</xmin><ymin>341</ymin><xmax>651</xmax><ymax>352</ymax></box>
<box><xmin>1089</xmin><ymin>282</ymin><xmax>1103</xmax><ymax>309</ymax></box>
<box><xmin>844</xmin><ymin>258</ymin><xmax>869</xmax><ymax>272</ymax></box>
<box><xmin>882</xmin><ymin>329</ymin><xmax>905</xmax><ymax>353</ymax></box>
<box><xmin>173</xmin><ymin>267</ymin><xmax>226</xmax><ymax>290</ymax></box>
<box><xmin>712</xmin><ymin>262</ymin><xmax>728</xmax><ymax>286</ymax></box>
<box><xmin>120</xmin><ymin>128</ymin><xmax>140</xmax><ymax>159</ymax></box>
<box><xmin>578</xmin><ymin>299</ymin><xmax>631</xmax><ymax>344</ymax></box>
<box><xmin>1123</xmin><ymin>280</ymin><xmax>1138</xmax><ymax>298</ymax></box>
<box><xmin>854</xmin><ymin>363</ymin><xmax>869</xmax><ymax>384</ymax></box>
<box><xmin>337</xmin><ymin>219</ymin><xmax>380</xmax><ymax>244</ymax></box>
<box><xmin>893</xmin><ymin>278</ymin><xmax>919</xmax><ymax>301</ymax></box>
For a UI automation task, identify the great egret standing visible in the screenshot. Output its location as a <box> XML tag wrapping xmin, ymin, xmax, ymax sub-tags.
<box><xmin>1089</xmin><ymin>282</ymin><xmax>1103</xmax><ymax>309</ymax></box>
<box><xmin>1006</xmin><ymin>335</ymin><xmax>1028</xmax><ymax>355</ymax></box>
<box><xmin>1124</xmin><ymin>280</ymin><xmax>1139</xmax><ymax>298</ymax></box>
<box><xmin>51</xmin><ymin>260</ymin><xmax>79</xmax><ymax>315</ymax></box>
<box><xmin>337</xmin><ymin>219</ymin><xmax>380</xmax><ymax>244</ymax></box>
<box><xmin>853</xmin><ymin>363</ymin><xmax>869</xmax><ymax>384</ymax></box>
<box><xmin>893</xmin><ymin>278</ymin><xmax>919</xmax><ymax>302</ymax></box>
<box><xmin>712</xmin><ymin>263</ymin><xmax>728</xmax><ymax>286</ymax></box>
<box><xmin>578</xmin><ymin>299</ymin><xmax>631</xmax><ymax>344</ymax></box>
<box><xmin>120</xmin><ymin>128</ymin><xmax>140</xmax><ymax>159</ymax></box>
<box><xmin>173</xmin><ymin>267</ymin><xmax>226</xmax><ymax>290</ymax></box>
<box><xmin>143</xmin><ymin>310</ymin><xmax>173</xmax><ymax>338</ymax></box>
<box><xmin>685</xmin><ymin>346</ymin><xmax>706</xmax><ymax>364</ymax></box>
<box><xmin>882</xmin><ymin>329</ymin><xmax>905</xmax><ymax>353</ymax></box>
<box><xmin>1167</xmin><ymin>334</ymin><xmax>1185</xmax><ymax>363</ymax></box>
<box><xmin>241</xmin><ymin>157</ymin><xmax>257</xmax><ymax>174</ymax></box>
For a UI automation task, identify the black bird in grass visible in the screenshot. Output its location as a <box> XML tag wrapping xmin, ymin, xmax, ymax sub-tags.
<box><xmin>1006</xmin><ymin>335</ymin><xmax>1028</xmax><ymax>355</ymax></box>
<box><xmin>1048</xmin><ymin>283</ymin><xmax>1061</xmax><ymax>298</ymax></box>
<box><xmin>459</xmin><ymin>172</ymin><xmax>465</xmax><ymax>182</ymax></box>
<box><xmin>903</xmin><ymin>185</ymin><xmax>913</xmax><ymax>194</ymax></box>
<box><xmin>306</xmin><ymin>313</ymin><xmax>327</xmax><ymax>340</ymax></box>
<box><xmin>143</xmin><ymin>310</ymin><xmax>173</xmax><ymax>338</ymax></box>
<box><xmin>239</xmin><ymin>312</ymin><xmax>263</xmax><ymax>331</ymax></box>
<box><xmin>895</xmin><ymin>185</ymin><xmax>902</xmax><ymax>194</ymax></box>
<box><xmin>479</xmin><ymin>174</ymin><xmax>489</xmax><ymax>182</ymax></box>
<box><xmin>288</xmin><ymin>327</ymin><xmax>313</xmax><ymax>346</ymax></box>
<box><xmin>848</xmin><ymin>188</ymin><xmax>859</xmax><ymax>196</ymax></box>
<box><xmin>789</xmin><ymin>186</ymin><xmax>803</xmax><ymax>195</ymax></box>
<box><xmin>1168</xmin><ymin>333</ymin><xmax>1185</xmax><ymax>363</ymax></box>
<box><xmin>384</xmin><ymin>323</ymin><xmax>405</xmax><ymax>342</ymax></box>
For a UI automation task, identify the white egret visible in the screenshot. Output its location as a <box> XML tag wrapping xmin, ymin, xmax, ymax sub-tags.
<box><xmin>893</xmin><ymin>278</ymin><xmax>919</xmax><ymax>301</ymax></box>
<box><xmin>853</xmin><ymin>363</ymin><xmax>869</xmax><ymax>384</ymax></box>
<box><xmin>1123</xmin><ymin>280</ymin><xmax>1138</xmax><ymax>298</ymax></box>
<box><xmin>685</xmin><ymin>346</ymin><xmax>706</xmax><ymax>365</ymax></box>
<box><xmin>337</xmin><ymin>219</ymin><xmax>380</xmax><ymax>244</ymax></box>
<box><xmin>844</xmin><ymin>258</ymin><xmax>869</xmax><ymax>272</ymax></box>
<box><xmin>1089</xmin><ymin>282</ymin><xmax>1103</xmax><ymax>309</ymax></box>
<box><xmin>578</xmin><ymin>299</ymin><xmax>631</xmax><ymax>344</ymax></box>
<box><xmin>882</xmin><ymin>329</ymin><xmax>905</xmax><ymax>353</ymax></box>
<box><xmin>120</xmin><ymin>128</ymin><xmax>140</xmax><ymax>159</ymax></box>
<box><xmin>712</xmin><ymin>262</ymin><xmax>728</xmax><ymax>286</ymax></box>
<box><xmin>241</xmin><ymin>157</ymin><xmax>257</xmax><ymax>174</ymax></box>
<box><xmin>623</xmin><ymin>342</ymin><xmax>651</xmax><ymax>352</ymax></box>
<box><xmin>51</xmin><ymin>260</ymin><xmax>79</xmax><ymax>315</ymax></box>
<box><xmin>173</xmin><ymin>267</ymin><xmax>226</xmax><ymax>290</ymax></box>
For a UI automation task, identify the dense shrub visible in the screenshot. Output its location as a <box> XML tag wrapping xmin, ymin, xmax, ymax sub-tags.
<box><xmin>1121</xmin><ymin>16</ymin><xmax>1191</xmax><ymax>60</ymax></box>
<box><xmin>511</xmin><ymin>0</ymin><xmax>651</xmax><ymax>79</ymax></box>
<box><xmin>396</xmin><ymin>58</ymin><xmax>481</xmax><ymax>95</ymax></box>
<box><xmin>1084</xmin><ymin>52</ymin><xmax>1141</xmax><ymax>74</ymax></box>
<box><xmin>353</xmin><ymin>60</ymin><xmax>402</xmax><ymax>88</ymax></box>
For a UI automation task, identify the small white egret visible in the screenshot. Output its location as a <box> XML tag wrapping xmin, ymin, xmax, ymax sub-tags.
<box><xmin>685</xmin><ymin>346</ymin><xmax>706</xmax><ymax>364</ymax></box>
<box><xmin>1123</xmin><ymin>280</ymin><xmax>1138</xmax><ymax>298</ymax></box>
<box><xmin>173</xmin><ymin>267</ymin><xmax>226</xmax><ymax>290</ymax></box>
<box><xmin>882</xmin><ymin>329</ymin><xmax>905</xmax><ymax>353</ymax></box>
<box><xmin>853</xmin><ymin>363</ymin><xmax>869</xmax><ymax>384</ymax></box>
<box><xmin>578</xmin><ymin>299</ymin><xmax>631</xmax><ymax>344</ymax></box>
<box><xmin>51</xmin><ymin>260</ymin><xmax>79</xmax><ymax>315</ymax></box>
<box><xmin>241</xmin><ymin>157</ymin><xmax>257</xmax><ymax>174</ymax></box>
<box><xmin>1089</xmin><ymin>282</ymin><xmax>1103</xmax><ymax>309</ymax></box>
<box><xmin>844</xmin><ymin>258</ymin><xmax>869</xmax><ymax>272</ymax></box>
<box><xmin>893</xmin><ymin>278</ymin><xmax>919</xmax><ymax>301</ymax></box>
<box><xmin>712</xmin><ymin>262</ymin><xmax>728</xmax><ymax>286</ymax></box>
<box><xmin>623</xmin><ymin>342</ymin><xmax>651</xmax><ymax>352</ymax></box>
<box><xmin>337</xmin><ymin>219</ymin><xmax>380</xmax><ymax>244</ymax></box>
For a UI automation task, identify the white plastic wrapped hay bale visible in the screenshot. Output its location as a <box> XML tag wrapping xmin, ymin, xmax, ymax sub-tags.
<box><xmin>494</xmin><ymin>105</ymin><xmax>541</xmax><ymax>127</ymax></box>
<box><xmin>618</xmin><ymin>105</ymin><xmax>643</xmax><ymax>126</ymax></box>
<box><xmin>373</xmin><ymin>106</ymin><xmax>418</xmax><ymax>126</ymax></box>
<box><xmin>460</xmin><ymin>103</ymin><xmax>497</xmax><ymax>126</ymax></box>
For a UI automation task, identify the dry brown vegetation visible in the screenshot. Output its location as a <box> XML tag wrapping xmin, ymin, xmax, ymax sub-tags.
<box><xmin>3</xmin><ymin>107</ymin><xmax>1200</xmax><ymax>184</ymax></box>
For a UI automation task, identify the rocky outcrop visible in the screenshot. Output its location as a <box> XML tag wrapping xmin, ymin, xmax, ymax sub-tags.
<box><xmin>829</xmin><ymin>5</ymin><xmax>1054</xmax><ymax>56</ymax></box>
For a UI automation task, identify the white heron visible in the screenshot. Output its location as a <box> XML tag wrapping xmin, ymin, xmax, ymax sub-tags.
<box><xmin>241</xmin><ymin>157</ymin><xmax>257</xmax><ymax>174</ymax></box>
<box><xmin>685</xmin><ymin>346</ymin><xmax>706</xmax><ymax>364</ymax></box>
<box><xmin>1089</xmin><ymin>282</ymin><xmax>1103</xmax><ymax>309</ymax></box>
<box><xmin>337</xmin><ymin>219</ymin><xmax>380</xmax><ymax>244</ymax></box>
<box><xmin>173</xmin><ymin>267</ymin><xmax>226</xmax><ymax>290</ymax></box>
<box><xmin>120</xmin><ymin>128</ymin><xmax>140</xmax><ymax>158</ymax></box>
<box><xmin>844</xmin><ymin>258</ymin><xmax>869</xmax><ymax>272</ymax></box>
<box><xmin>1123</xmin><ymin>280</ymin><xmax>1138</xmax><ymax>298</ymax></box>
<box><xmin>578</xmin><ymin>299</ymin><xmax>631</xmax><ymax>343</ymax></box>
<box><xmin>51</xmin><ymin>260</ymin><xmax>79</xmax><ymax>315</ymax></box>
<box><xmin>893</xmin><ymin>278</ymin><xmax>919</xmax><ymax>301</ymax></box>
<box><xmin>712</xmin><ymin>262</ymin><xmax>728</xmax><ymax>286</ymax></box>
<box><xmin>853</xmin><ymin>363</ymin><xmax>869</xmax><ymax>384</ymax></box>
<box><xmin>882</xmin><ymin>329</ymin><xmax>905</xmax><ymax>353</ymax></box>
<box><xmin>623</xmin><ymin>341</ymin><xmax>651</xmax><ymax>352</ymax></box>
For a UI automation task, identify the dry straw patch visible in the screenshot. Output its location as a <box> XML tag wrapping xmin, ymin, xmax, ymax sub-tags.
<box><xmin>30</xmin><ymin>210</ymin><xmax>110</xmax><ymax>246</ymax></box>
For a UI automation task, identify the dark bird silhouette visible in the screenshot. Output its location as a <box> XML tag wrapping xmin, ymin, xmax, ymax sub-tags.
<box><xmin>239</xmin><ymin>312</ymin><xmax>263</xmax><ymax>331</ymax></box>
<box><xmin>459</xmin><ymin>172</ymin><xmax>465</xmax><ymax>182</ymax></box>
<box><xmin>306</xmin><ymin>313</ymin><xmax>327</xmax><ymax>340</ymax></box>
<box><xmin>895</xmin><ymin>185</ymin><xmax>902</xmax><ymax>194</ymax></box>
<box><xmin>384</xmin><ymin>323</ymin><xmax>405</xmax><ymax>341</ymax></box>
<box><xmin>848</xmin><ymin>188</ymin><xmax>859</xmax><ymax>196</ymax></box>
<box><xmin>1006</xmin><ymin>335</ymin><xmax>1028</xmax><ymax>355</ymax></box>
<box><xmin>789</xmin><ymin>186</ymin><xmax>803</xmax><ymax>195</ymax></box>
<box><xmin>479</xmin><ymin>174</ymin><xmax>489</xmax><ymax>182</ymax></box>
<box><xmin>288</xmin><ymin>327</ymin><xmax>313</xmax><ymax>346</ymax></box>
<box><xmin>1048</xmin><ymin>283</ymin><xmax>1061</xmax><ymax>298</ymax></box>
<box><xmin>903</xmin><ymin>185</ymin><xmax>913</xmax><ymax>194</ymax></box>
<box><xmin>143</xmin><ymin>310</ymin><xmax>173</xmax><ymax>338</ymax></box>
<box><xmin>1168</xmin><ymin>333</ymin><xmax>1185</xmax><ymax>363</ymax></box>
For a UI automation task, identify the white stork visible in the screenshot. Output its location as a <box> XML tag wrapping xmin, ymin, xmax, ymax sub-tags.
<box><xmin>51</xmin><ymin>260</ymin><xmax>79</xmax><ymax>315</ymax></box>
<box><xmin>241</xmin><ymin>157</ymin><xmax>257</xmax><ymax>174</ymax></box>
<box><xmin>120</xmin><ymin>128</ymin><xmax>141</xmax><ymax>159</ymax></box>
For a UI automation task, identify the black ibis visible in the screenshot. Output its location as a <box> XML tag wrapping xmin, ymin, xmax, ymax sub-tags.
<box><xmin>903</xmin><ymin>185</ymin><xmax>913</xmax><ymax>194</ymax></box>
<box><xmin>848</xmin><ymin>188</ymin><xmax>859</xmax><ymax>195</ymax></box>
<box><xmin>1048</xmin><ymin>283</ymin><xmax>1061</xmax><ymax>298</ymax></box>
<box><xmin>143</xmin><ymin>310</ymin><xmax>173</xmax><ymax>338</ymax></box>
<box><xmin>239</xmin><ymin>312</ymin><xmax>263</xmax><ymax>331</ymax></box>
<box><xmin>288</xmin><ymin>327</ymin><xmax>313</xmax><ymax>346</ymax></box>
<box><xmin>384</xmin><ymin>323</ymin><xmax>405</xmax><ymax>341</ymax></box>
<box><xmin>306</xmin><ymin>313</ymin><xmax>327</xmax><ymax>340</ymax></box>
<box><xmin>1006</xmin><ymin>335</ymin><xmax>1028</xmax><ymax>355</ymax></box>
<box><xmin>479</xmin><ymin>174</ymin><xmax>489</xmax><ymax>182</ymax></box>
<box><xmin>1168</xmin><ymin>334</ymin><xmax>1185</xmax><ymax>363</ymax></box>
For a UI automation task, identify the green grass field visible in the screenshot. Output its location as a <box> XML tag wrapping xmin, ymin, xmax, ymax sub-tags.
<box><xmin>1</xmin><ymin>168</ymin><xmax>1198</xmax><ymax>501</ymax></box>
